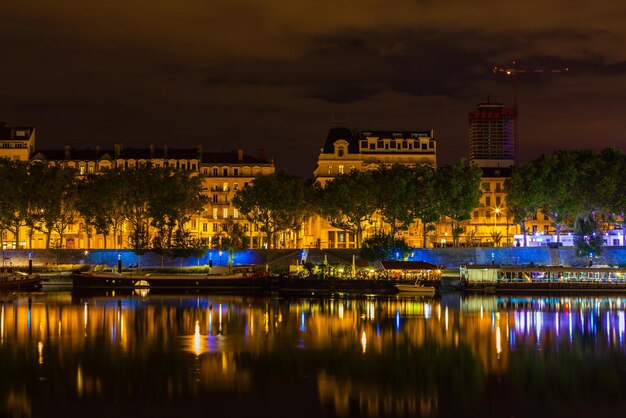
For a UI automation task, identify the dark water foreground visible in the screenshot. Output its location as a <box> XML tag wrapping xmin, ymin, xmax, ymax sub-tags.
<box><xmin>2</xmin><ymin>291</ymin><xmax>626</xmax><ymax>418</ymax></box>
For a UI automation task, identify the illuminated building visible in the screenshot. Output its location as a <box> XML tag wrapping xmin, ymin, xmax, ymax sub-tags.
<box><xmin>0</xmin><ymin>122</ymin><xmax>36</xmax><ymax>161</ymax></box>
<box><xmin>307</xmin><ymin>127</ymin><xmax>437</xmax><ymax>248</ymax></box>
<box><xmin>468</xmin><ymin>103</ymin><xmax>516</xmax><ymax>168</ymax></box>
<box><xmin>1</xmin><ymin>140</ymin><xmax>274</xmax><ymax>250</ymax></box>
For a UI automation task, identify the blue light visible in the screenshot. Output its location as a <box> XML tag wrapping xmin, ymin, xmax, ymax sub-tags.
<box><xmin>396</xmin><ymin>310</ymin><xmax>400</xmax><ymax>331</ymax></box>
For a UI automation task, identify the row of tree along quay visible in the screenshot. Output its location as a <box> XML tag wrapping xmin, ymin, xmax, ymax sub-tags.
<box><xmin>2</xmin><ymin>148</ymin><xmax>622</xmax><ymax>267</ymax></box>
<box><xmin>506</xmin><ymin>148</ymin><xmax>626</xmax><ymax>257</ymax></box>
<box><xmin>234</xmin><ymin>161</ymin><xmax>484</xmax><ymax>261</ymax></box>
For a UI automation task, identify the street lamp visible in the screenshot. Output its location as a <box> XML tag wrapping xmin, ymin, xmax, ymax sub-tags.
<box><xmin>493</xmin><ymin>207</ymin><xmax>500</xmax><ymax>247</ymax></box>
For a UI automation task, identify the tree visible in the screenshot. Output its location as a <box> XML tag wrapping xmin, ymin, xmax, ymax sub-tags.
<box><xmin>213</xmin><ymin>220</ymin><xmax>247</xmax><ymax>273</ymax></box>
<box><xmin>506</xmin><ymin>161</ymin><xmax>543</xmax><ymax>247</ymax></box>
<box><xmin>409</xmin><ymin>165</ymin><xmax>442</xmax><ymax>248</ymax></box>
<box><xmin>573</xmin><ymin>213</ymin><xmax>604</xmax><ymax>257</ymax></box>
<box><xmin>0</xmin><ymin>159</ymin><xmax>31</xmax><ymax>248</ymax></box>
<box><xmin>360</xmin><ymin>232</ymin><xmax>411</xmax><ymax>262</ymax></box>
<box><xmin>371</xmin><ymin>164</ymin><xmax>416</xmax><ymax>238</ymax></box>
<box><xmin>122</xmin><ymin>167</ymin><xmax>154</xmax><ymax>265</ymax></box>
<box><xmin>33</xmin><ymin>164</ymin><xmax>77</xmax><ymax>249</ymax></box>
<box><xmin>437</xmin><ymin>161</ymin><xmax>482</xmax><ymax>247</ymax></box>
<box><xmin>233</xmin><ymin>171</ymin><xmax>309</xmax><ymax>248</ymax></box>
<box><xmin>317</xmin><ymin>170</ymin><xmax>378</xmax><ymax>248</ymax></box>
<box><xmin>150</xmin><ymin>168</ymin><xmax>207</xmax><ymax>250</ymax></box>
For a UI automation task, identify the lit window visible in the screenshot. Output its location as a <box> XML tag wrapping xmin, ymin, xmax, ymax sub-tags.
<box><xmin>212</xmin><ymin>208</ymin><xmax>218</xmax><ymax>219</ymax></box>
<box><xmin>328</xmin><ymin>166</ymin><xmax>332</xmax><ymax>175</ymax></box>
<box><xmin>234</xmin><ymin>209</ymin><xmax>239</xmax><ymax>218</ymax></box>
<box><xmin>234</xmin><ymin>183</ymin><xmax>239</xmax><ymax>191</ymax></box>
<box><xmin>338</xmin><ymin>165</ymin><xmax>344</xmax><ymax>174</ymax></box>
<box><xmin>222</xmin><ymin>182</ymin><xmax>229</xmax><ymax>192</ymax></box>
<box><xmin>79</xmin><ymin>166</ymin><xmax>85</xmax><ymax>175</ymax></box>
<box><xmin>223</xmin><ymin>208</ymin><xmax>228</xmax><ymax>218</ymax></box>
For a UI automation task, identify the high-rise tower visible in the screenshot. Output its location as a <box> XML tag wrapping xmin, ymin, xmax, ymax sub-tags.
<box><xmin>468</xmin><ymin>103</ymin><xmax>516</xmax><ymax>168</ymax></box>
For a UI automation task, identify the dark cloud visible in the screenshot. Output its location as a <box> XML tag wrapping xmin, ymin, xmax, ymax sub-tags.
<box><xmin>1</xmin><ymin>0</ymin><xmax>626</xmax><ymax>176</ymax></box>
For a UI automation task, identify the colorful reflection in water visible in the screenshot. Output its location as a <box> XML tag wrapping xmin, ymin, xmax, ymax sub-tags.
<box><xmin>1</xmin><ymin>292</ymin><xmax>626</xmax><ymax>417</ymax></box>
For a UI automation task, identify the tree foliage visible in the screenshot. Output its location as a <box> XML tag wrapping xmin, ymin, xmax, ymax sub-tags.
<box><xmin>360</xmin><ymin>232</ymin><xmax>411</xmax><ymax>262</ymax></box>
<box><xmin>233</xmin><ymin>170</ymin><xmax>310</xmax><ymax>248</ymax></box>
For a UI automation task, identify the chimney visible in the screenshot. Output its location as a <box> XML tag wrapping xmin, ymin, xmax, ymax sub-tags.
<box><xmin>149</xmin><ymin>144</ymin><xmax>155</xmax><ymax>158</ymax></box>
<box><xmin>237</xmin><ymin>148</ymin><xmax>244</xmax><ymax>162</ymax></box>
<box><xmin>64</xmin><ymin>145</ymin><xmax>71</xmax><ymax>159</ymax></box>
<box><xmin>163</xmin><ymin>143</ymin><xmax>168</xmax><ymax>159</ymax></box>
<box><xmin>258</xmin><ymin>149</ymin><xmax>267</xmax><ymax>161</ymax></box>
<box><xmin>114</xmin><ymin>143</ymin><xmax>121</xmax><ymax>159</ymax></box>
<box><xmin>196</xmin><ymin>144</ymin><xmax>203</xmax><ymax>159</ymax></box>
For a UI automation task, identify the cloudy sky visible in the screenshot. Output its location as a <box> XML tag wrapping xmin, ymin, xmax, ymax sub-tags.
<box><xmin>2</xmin><ymin>0</ymin><xmax>625</xmax><ymax>176</ymax></box>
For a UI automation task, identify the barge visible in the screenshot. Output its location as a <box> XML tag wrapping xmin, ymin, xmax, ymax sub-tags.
<box><xmin>71</xmin><ymin>271</ymin><xmax>270</xmax><ymax>291</ymax></box>
<box><xmin>459</xmin><ymin>264</ymin><xmax>626</xmax><ymax>293</ymax></box>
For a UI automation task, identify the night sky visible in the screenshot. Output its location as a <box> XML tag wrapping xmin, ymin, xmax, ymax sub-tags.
<box><xmin>2</xmin><ymin>0</ymin><xmax>625</xmax><ymax>177</ymax></box>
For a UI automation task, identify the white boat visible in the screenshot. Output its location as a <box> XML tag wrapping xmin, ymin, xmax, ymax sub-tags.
<box><xmin>395</xmin><ymin>282</ymin><xmax>437</xmax><ymax>294</ymax></box>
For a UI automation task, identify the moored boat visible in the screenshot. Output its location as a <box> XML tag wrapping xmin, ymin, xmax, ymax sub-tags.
<box><xmin>71</xmin><ymin>271</ymin><xmax>269</xmax><ymax>291</ymax></box>
<box><xmin>0</xmin><ymin>267</ymin><xmax>42</xmax><ymax>290</ymax></box>
<box><xmin>459</xmin><ymin>264</ymin><xmax>626</xmax><ymax>293</ymax></box>
<box><xmin>395</xmin><ymin>282</ymin><xmax>437</xmax><ymax>295</ymax></box>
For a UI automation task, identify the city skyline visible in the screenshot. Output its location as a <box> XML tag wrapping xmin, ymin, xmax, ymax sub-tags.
<box><xmin>2</xmin><ymin>1</ymin><xmax>626</xmax><ymax>177</ymax></box>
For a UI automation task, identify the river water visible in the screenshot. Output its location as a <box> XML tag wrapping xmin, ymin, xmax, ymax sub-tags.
<box><xmin>1</xmin><ymin>291</ymin><xmax>626</xmax><ymax>418</ymax></box>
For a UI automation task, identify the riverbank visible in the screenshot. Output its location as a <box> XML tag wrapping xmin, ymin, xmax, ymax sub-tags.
<box><xmin>2</xmin><ymin>247</ymin><xmax>625</xmax><ymax>271</ymax></box>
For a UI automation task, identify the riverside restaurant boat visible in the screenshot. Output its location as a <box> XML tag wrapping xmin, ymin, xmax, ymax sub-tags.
<box><xmin>0</xmin><ymin>267</ymin><xmax>42</xmax><ymax>290</ymax></box>
<box><xmin>459</xmin><ymin>264</ymin><xmax>626</xmax><ymax>292</ymax></box>
<box><xmin>71</xmin><ymin>271</ymin><xmax>269</xmax><ymax>291</ymax></box>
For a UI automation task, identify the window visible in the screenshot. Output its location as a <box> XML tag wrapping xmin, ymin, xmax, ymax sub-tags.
<box><xmin>191</xmin><ymin>163</ymin><xmax>197</xmax><ymax>170</ymax></box>
<box><xmin>234</xmin><ymin>208</ymin><xmax>239</xmax><ymax>218</ymax></box>
<box><xmin>328</xmin><ymin>166</ymin><xmax>332</xmax><ymax>175</ymax></box>
<box><xmin>338</xmin><ymin>165</ymin><xmax>344</xmax><ymax>174</ymax></box>
<box><xmin>421</xmin><ymin>143</ymin><xmax>427</xmax><ymax>150</ymax></box>
<box><xmin>223</xmin><ymin>208</ymin><xmax>228</xmax><ymax>218</ymax></box>
<box><xmin>88</xmin><ymin>165</ymin><xmax>94</xmax><ymax>174</ymax></box>
<box><xmin>495</xmin><ymin>183</ymin><xmax>501</xmax><ymax>192</ymax></box>
<box><xmin>213</xmin><ymin>195</ymin><xmax>218</xmax><ymax>203</ymax></box>
<box><xmin>213</xmin><ymin>168</ymin><xmax>218</xmax><ymax>176</ymax></box>
<box><xmin>213</xmin><ymin>223</ymin><xmax>219</xmax><ymax>232</ymax></box>
<box><xmin>496</xmin><ymin>196</ymin><xmax>501</xmax><ymax>206</ymax></box>
<box><xmin>369</xmin><ymin>143</ymin><xmax>375</xmax><ymax>150</ymax></box>
<box><xmin>203</xmin><ymin>223</ymin><xmax>208</xmax><ymax>232</ymax></box>
<box><xmin>338</xmin><ymin>147</ymin><xmax>344</xmax><ymax>157</ymax></box>
<box><xmin>191</xmin><ymin>220</ymin><xmax>197</xmax><ymax>229</ymax></box>
<box><xmin>482</xmin><ymin>182</ymin><xmax>490</xmax><ymax>192</ymax></box>
<box><xmin>212</xmin><ymin>208</ymin><xmax>218</xmax><ymax>219</ymax></box>
<box><xmin>544</xmin><ymin>225</ymin><xmax>549</xmax><ymax>234</ymax></box>
<box><xmin>473</xmin><ymin>210</ymin><xmax>479</xmax><ymax>220</ymax></box>
<box><xmin>234</xmin><ymin>168</ymin><xmax>239</xmax><ymax>176</ymax></box>
<box><xmin>222</xmin><ymin>182</ymin><xmax>229</xmax><ymax>192</ymax></box>
<box><xmin>79</xmin><ymin>165</ymin><xmax>85</xmax><ymax>175</ymax></box>
<box><xmin>485</xmin><ymin>196</ymin><xmax>491</xmax><ymax>207</ymax></box>
<box><xmin>223</xmin><ymin>168</ymin><xmax>228</xmax><ymax>176</ymax></box>
<box><xmin>203</xmin><ymin>168</ymin><xmax>208</xmax><ymax>175</ymax></box>
<box><xmin>234</xmin><ymin>183</ymin><xmax>239</xmax><ymax>191</ymax></box>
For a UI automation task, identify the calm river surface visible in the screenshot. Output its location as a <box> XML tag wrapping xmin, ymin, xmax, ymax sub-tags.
<box><xmin>2</xmin><ymin>291</ymin><xmax>626</xmax><ymax>417</ymax></box>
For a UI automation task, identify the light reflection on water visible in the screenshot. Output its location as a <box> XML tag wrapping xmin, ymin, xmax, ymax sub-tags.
<box><xmin>1</xmin><ymin>292</ymin><xmax>626</xmax><ymax>417</ymax></box>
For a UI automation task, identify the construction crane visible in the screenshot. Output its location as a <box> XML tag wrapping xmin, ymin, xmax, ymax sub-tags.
<box><xmin>492</xmin><ymin>60</ymin><xmax>570</xmax><ymax>164</ymax></box>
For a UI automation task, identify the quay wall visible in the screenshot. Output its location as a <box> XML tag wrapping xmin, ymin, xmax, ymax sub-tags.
<box><xmin>2</xmin><ymin>247</ymin><xmax>625</xmax><ymax>270</ymax></box>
